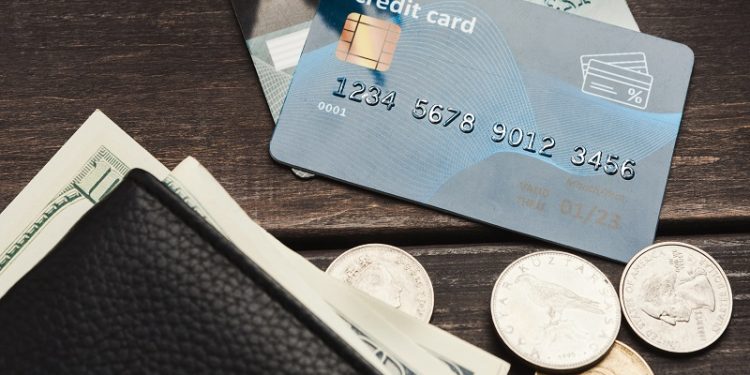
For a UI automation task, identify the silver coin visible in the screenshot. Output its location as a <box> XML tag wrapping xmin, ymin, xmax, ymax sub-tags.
<box><xmin>620</xmin><ymin>242</ymin><xmax>732</xmax><ymax>353</ymax></box>
<box><xmin>326</xmin><ymin>244</ymin><xmax>434</xmax><ymax>322</ymax></box>
<box><xmin>491</xmin><ymin>251</ymin><xmax>621</xmax><ymax>372</ymax></box>
<box><xmin>291</xmin><ymin>168</ymin><xmax>315</xmax><ymax>179</ymax></box>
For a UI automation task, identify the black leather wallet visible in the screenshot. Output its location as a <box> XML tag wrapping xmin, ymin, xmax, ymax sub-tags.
<box><xmin>0</xmin><ymin>169</ymin><xmax>380</xmax><ymax>375</ymax></box>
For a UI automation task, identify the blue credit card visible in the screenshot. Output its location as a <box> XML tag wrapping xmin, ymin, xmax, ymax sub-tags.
<box><xmin>270</xmin><ymin>0</ymin><xmax>694</xmax><ymax>262</ymax></box>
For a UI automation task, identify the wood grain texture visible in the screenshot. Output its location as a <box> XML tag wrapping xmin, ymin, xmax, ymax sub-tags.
<box><xmin>304</xmin><ymin>234</ymin><xmax>750</xmax><ymax>375</ymax></box>
<box><xmin>0</xmin><ymin>0</ymin><xmax>748</xmax><ymax>243</ymax></box>
<box><xmin>0</xmin><ymin>0</ymin><xmax>748</xmax><ymax>373</ymax></box>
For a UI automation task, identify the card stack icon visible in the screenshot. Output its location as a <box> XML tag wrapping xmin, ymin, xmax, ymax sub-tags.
<box><xmin>336</xmin><ymin>13</ymin><xmax>401</xmax><ymax>72</ymax></box>
<box><xmin>580</xmin><ymin>52</ymin><xmax>653</xmax><ymax>110</ymax></box>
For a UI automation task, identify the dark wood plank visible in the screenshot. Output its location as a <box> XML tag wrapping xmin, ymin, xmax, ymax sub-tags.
<box><xmin>0</xmin><ymin>1</ymin><xmax>747</xmax><ymax>373</ymax></box>
<box><xmin>0</xmin><ymin>0</ymin><xmax>749</xmax><ymax>242</ymax></box>
<box><xmin>303</xmin><ymin>233</ymin><xmax>750</xmax><ymax>375</ymax></box>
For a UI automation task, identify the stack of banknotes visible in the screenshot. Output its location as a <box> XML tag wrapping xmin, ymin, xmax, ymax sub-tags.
<box><xmin>0</xmin><ymin>110</ymin><xmax>511</xmax><ymax>375</ymax></box>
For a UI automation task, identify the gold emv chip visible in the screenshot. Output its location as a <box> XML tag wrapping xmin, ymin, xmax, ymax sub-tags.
<box><xmin>336</xmin><ymin>13</ymin><xmax>401</xmax><ymax>72</ymax></box>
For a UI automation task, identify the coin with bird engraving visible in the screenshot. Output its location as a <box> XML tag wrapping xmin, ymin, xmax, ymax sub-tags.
<box><xmin>326</xmin><ymin>244</ymin><xmax>434</xmax><ymax>322</ymax></box>
<box><xmin>491</xmin><ymin>251</ymin><xmax>620</xmax><ymax>372</ymax></box>
<box><xmin>620</xmin><ymin>242</ymin><xmax>732</xmax><ymax>353</ymax></box>
<box><xmin>535</xmin><ymin>341</ymin><xmax>653</xmax><ymax>375</ymax></box>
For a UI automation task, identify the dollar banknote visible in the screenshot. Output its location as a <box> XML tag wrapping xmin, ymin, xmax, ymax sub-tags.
<box><xmin>0</xmin><ymin>111</ymin><xmax>394</xmax><ymax>374</ymax></box>
<box><xmin>0</xmin><ymin>110</ymin><xmax>170</xmax><ymax>298</ymax></box>
<box><xmin>169</xmin><ymin>157</ymin><xmax>511</xmax><ymax>375</ymax></box>
<box><xmin>168</xmin><ymin>158</ymin><xmax>456</xmax><ymax>375</ymax></box>
<box><xmin>292</xmin><ymin>255</ymin><xmax>510</xmax><ymax>375</ymax></box>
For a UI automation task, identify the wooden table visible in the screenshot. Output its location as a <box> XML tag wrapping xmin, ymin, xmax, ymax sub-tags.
<box><xmin>1</xmin><ymin>0</ymin><xmax>748</xmax><ymax>373</ymax></box>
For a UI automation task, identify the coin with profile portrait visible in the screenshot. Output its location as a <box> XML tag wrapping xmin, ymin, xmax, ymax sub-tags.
<box><xmin>620</xmin><ymin>242</ymin><xmax>732</xmax><ymax>353</ymax></box>
<box><xmin>326</xmin><ymin>244</ymin><xmax>434</xmax><ymax>322</ymax></box>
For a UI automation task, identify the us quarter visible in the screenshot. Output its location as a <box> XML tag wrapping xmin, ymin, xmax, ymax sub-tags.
<box><xmin>491</xmin><ymin>251</ymin><xmax>620</xmax><ymax>372</ymax></box>
<box><xmin>620</xmin><ymin>242</ymin><xmax>732</xmax><ymax>353</ymax></box>
<box><xmin>326</xmin><ymin>244</ymin><xmax>434</xmax><ymax>322</ymax></box>
<box><xmin>535</xmin><ymin>341</ymin><xmax>653</xmax><ymax>375</ymax></box>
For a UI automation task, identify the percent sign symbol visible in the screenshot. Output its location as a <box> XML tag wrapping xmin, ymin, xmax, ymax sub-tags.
<box><xmin>627</xmin><ymin>88</ymin><xmax>644</xmax><ymax>104</ymax></box>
